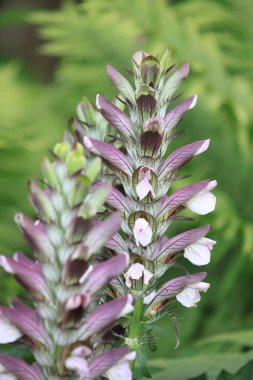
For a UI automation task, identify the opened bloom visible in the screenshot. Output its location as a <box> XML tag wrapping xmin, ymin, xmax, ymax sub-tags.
<box><xmin>124</xmin><ymin>263</ymin><xmax>153</xmax><ymax>288</ymax></box>
<box><xmin>186</xmin><ymin>180</ymin><xmax>217</xmax><ymax>215</ymax></box>
<box><xmin>176</xmin><ymin>281</ymin><xmax>210</xmax><ymax>307</ymax></box>
<box><xmin>136</xmin><ymin>167</ymin><xmax>155</xmax><ymax>200</ymax></box>
<box><xmin>184</xmin><ymin>237</ymin><xmax>216</xmax><ymax>265</ymax></box>
<box><xmin>0</xmin><ymin>314</ymin><xmax>22</xmax><ymax>344</ymax></box>
<box><xmin>133</xmin><ymin>218</ymin><xmax>152</xmax><ymax>247</ymax></box>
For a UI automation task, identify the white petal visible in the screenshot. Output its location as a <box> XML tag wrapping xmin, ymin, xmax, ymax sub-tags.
<box><xmin>65</xmin><ymin>295</ymin><xmax>82</xmax><ymax>310</ymax></box>
<box><xmin>136</xmin><ymin>179</ymin><xmax>154</xmax><ymax>200</ymax></box>
<box><xmin>127</xmin><ymin>263</ymin><xmax>144</xmax><ymax>280</ymax></box>
<box><xmin>184</xmin><ymin>243</ymin><xmax>211</xmax><ymax>266</ymax></box>
<box><xmin>191</xmin><ymin>281</ymin><xmax>210</xmax><ymax>292</ymax></box>
<box><xmin>124</xmin><ymin>263</ymin><xmax>144</xmax><ymax>288</ymax></box>
<box><xmin>0</xmin><ymin>256</ymin><xmax>13</xmax><ymax>273</ymax></box>
<box><xmin>199</xmin><ymin>237</ymin><xmax>216</xmax><ymax>249</ymax></box>
<box><xmin>119</xmin><ymin>295</ymin><xmax>134</xmax><ymax>317</ymax></box>
<box><xmin>0</xmin><ymin>316</ymin><xmax>22</xmax><ymax>344</ymax></box>
<box><xmin>194</xmin><ymin>139</ymin><xmax>210</xmax><ymax>155</ymax></box>
<box><xmin>139</xmin><ymin>225</ymin><xmax>152</xmax><ymax>247</ymax></box>
<box><xmin>143</xmin><ymin>268</ymin><xmax>153</xmax><ymax>285</ymax></box>
<box><xmin>96</xmin><ymin>94</ymin><xmax>101</xmax><ymax>109</ymax></box>
<box><xmin>65</xmin><ymin>357</ymin><xmax>89</xmax><ymax>377</ymax></box>
<box><xmin>206</xmin><ymin>180</ymin><xmax>217</xmax><ymax>191</ymax></box>
<box><xmin>176</xmin><ymin>287</ymin><xmax>200</xmax><ymax>307</ymax></box>
<box><xmin>133</xmin><ymin>219</ymin><xmax>152</xmax><ymax>247</ymax></box>
<box><xmin>71</xmin><ymin>346</ymin><xmax>92</xmax><ymax>357</ymax></box>
<box><xmin>0</xmin><ymin>368</ymin><xmax>17</xmax><ymax>380</ymax></box>
<box><xmin>186</xmin><ymin>192</ymin><xmax>216</xmax><ymax>215</ymax></box>
<box><xmin>83</xmin><ymin>136</ymin><xmax>93</xmax><ymax>150</ymax></box>
<box><xmin>125</xmin><ymin>275</ymin><xmax>132</xmax><ymax>288</ymax></box>
<box><xmin>143</xmin><ymin>291</ymin><xmax>156</xmax><ymax>305</ymax></box>
<box><xmin>106</xmin><ymin>362</ymin><xmax>132</xmax><ymax>380</ymax></box>
<box><xmin>189</xmin><ymin>95</ymin><xmax>198</xmax><ymax>109</ymax></box>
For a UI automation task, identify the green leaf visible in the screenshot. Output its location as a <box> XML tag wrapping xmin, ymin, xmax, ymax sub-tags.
<box><xmin>188</xmin><ymin>375</ymin><xmax>208</xmax><ymax>380</ymax></box>
<box><xmin>137</xmin><ymin>350</ymin><xmax>152</xmax><ymax>378</ymax></box>
<box><xmin>149</xmin><ymin>353</ymin><xmax>253</xmax><ymax>380</ymax></box>
<box><xmin>216</xmin><ymin>360</ymin><xmax>253</xmax><ymax>380</ymax></box>
<box><xmin>0</xmin><ymin>344</ymin><xmax>33</xmax><ymax>363</ymax></box>
<box><xmin>197</xmin><ymin>330</ymin><xmax>253</xmax><ymax>349</ymax></box>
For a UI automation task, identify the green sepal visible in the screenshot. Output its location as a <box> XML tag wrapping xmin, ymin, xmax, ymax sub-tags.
<box><xmin>29</xmin><ymin>180</ymin><xmax>56</xmax><ymax>223</ymax></box>
<box><xmin>42</xmin><ymin>158</ymin><xmax>59</xmax><ymax>190</ymax></box>
<box><xmin>77</xmin><ymin>97</ymin><xmax>96</xmax><ymax>126</ymax></box>
<box><xmin>83</xmin><ymin>157</ymin><xmax>101</xmax><ymax>182</ymax></box>
<box><xmin>136</xmin><ymin>84</ymin><xmax>156</xmax><ymax>99</ymax></box>
<box><xmin>66</xmin><ymin>143</ymin><xmax>86</xmax><ymax>176</ymax></box>
<box><xmin>141</xmin><ymin>55</ymin><xmax>160</xmax><ymax>86</ymax></box>
<box><xmin>159</xmin><ymin>48</ymin><xmax>172</xmax><ymax>78</ymax></box>
<box><xmin>79</xmin><ymin>182</ymin><xmax>111</xmax><ymax>219</ymax></box>
<box><xmin>53</xmin><ymin>141</ymin><xmax>71</xmax><ymax>160</ymax></box>
<box><xmin>67</xmin><ymin>177</ymin><xmax>88</xmax><ymax>208</ymax></box>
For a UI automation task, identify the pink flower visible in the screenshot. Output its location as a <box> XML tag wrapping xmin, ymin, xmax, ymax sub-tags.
<box><xmin>105</xmin><ymin>351</ymin><xmax>136</xmax><ymax>380</ymax></box>
<box><xmin>176</xmin><ymin>281</ymin><xmax>210</xmax><ymax>307</ymax></box>
<box><xmin>65</xmin><ymin>293</ymin><xmax>91</xmax><ymax>310</ymax></box>
<box><xmin>65</xmin><ymin>346</ymin><xmax>91</xmax><ymax>377</ymax></box>
<box><xmin>0</xmin><ymin>315</ymin><xmax>22</xmax><ymax>344</ymax></box>
<box><xmin>184</xmin><ymin>237</ymin><xmax>216</xmax><ymax>265</ymax></box>
<box><xmin>186</xmin><ymin>180</ymin><xmax>217</xmax><ymax>215</ymax></box>
<box><xmin>136</xmin><ymin>167</ymin><xmax>155</xmax><ymax>200</ymax></box>
<box><xmin>88</xmin><ymin>346</ymin><xmax>136</xmax><ymax>380</ymax></box>
<box><xmin>133</xmin><ymin>218</ymin><xmax>152</xmax><ymax>247</ymax></box>
<box><xmin>124</xmin><ymin>263</ymin><xmax>153</xmax><ymax>288</ymax></box>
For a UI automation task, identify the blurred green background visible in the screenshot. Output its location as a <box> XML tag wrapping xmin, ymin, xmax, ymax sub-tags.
<box><xmin>0</xmin><ymin>0</ymin><xmax>253</xmax><ymax>377</ymax></box>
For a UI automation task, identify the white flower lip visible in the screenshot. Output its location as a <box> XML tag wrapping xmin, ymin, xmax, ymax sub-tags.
<box><xmin>186</xmin><ymin>181</ymin><xmax>217</xmax><ymax>215</ymax></box>
<box><xmin>176</xmin><ymin>281</ymin><xmax>210</xmax><ymax>307</ymax></box>
<box><xmin>133</xmin><ymin>218</ymin><xmax>152</xmax><ymax>247</ymax></box>
<box><xmin>0</xmin><ymin>314</ymin><xmax>22</xmax><ymax>344</ymax></box>
<box><xmin>124</xmin><ymin>263</ymin><xmax>153</xmax><ymax>288</ymax></box>
<box><xmin>184</xmin><ymin>237</ymin><xmax>216</xmax><ymax>266</ymax></box>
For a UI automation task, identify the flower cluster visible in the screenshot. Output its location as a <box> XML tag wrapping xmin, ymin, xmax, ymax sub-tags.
<box><xmin>0</xmin><ymin>138</ymin><xmax>135</xmax><ymax>379</ymax></box>
<box><xmin>83</xmin><ymin>50</ymin><xmax>216</xmax><ymax>358</ymax></box>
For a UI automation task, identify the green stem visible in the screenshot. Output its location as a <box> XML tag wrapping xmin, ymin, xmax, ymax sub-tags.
<box><xmin>129</xmin><ymin>298</ymin><xmax>143</xmax><ymax>372</ymax></box>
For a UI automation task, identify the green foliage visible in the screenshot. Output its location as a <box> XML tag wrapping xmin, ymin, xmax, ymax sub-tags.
<box><xmin>197</xmin><ymin>330</ymin><xmax>253</xmax><ymax>350</ymax></box>
<box><xmin>186</xmin><ymin>360</ymin><xmax>253</xmax><ymax>380</ymax></box>
<box><xmin>216</xmin><ymin>360</ymin><xmax>253</xmax><ymax>380</ymax></box>
<box><xmin>188</xmin><ymin>375</ymin><xmax>207</xmax><ymax>380</ymax></box>
<box><xmin>148</xmin><ymin>353</ymin><xmax>253</xmax><ymax>380</ymax></box>
<box><xmin>0</xmin><ymin>344</ymin><xmax>32</xmax><ymax>362</ymax></box>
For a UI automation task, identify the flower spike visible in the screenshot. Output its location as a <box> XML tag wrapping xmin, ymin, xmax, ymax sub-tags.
<box><xmin>0</xmin><ymin>140</ymin><xmax>135</xmax><ymax>379</ymax></box>
<box><xmin>84</xmin><ymin>50</ymin><xmax>216</xmax><ymax>374</ymax></box>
